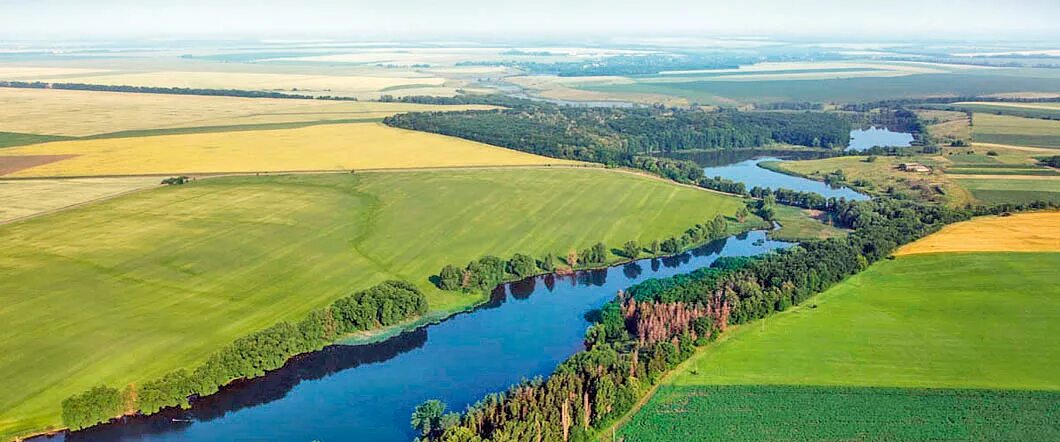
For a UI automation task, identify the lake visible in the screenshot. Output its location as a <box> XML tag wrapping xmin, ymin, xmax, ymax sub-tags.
<box><xmin>847</xmin><ymin>127</ymin><xmax>914</xmax><ymax>151</ymax></box>
<box><xmin>49</xmin><ymin>231</ymin><xmax>793</xmax><ymax>442</ymax></box>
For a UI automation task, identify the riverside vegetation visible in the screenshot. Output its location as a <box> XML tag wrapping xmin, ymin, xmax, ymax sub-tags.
<box><xmin>407</xmin><ymin>195</ymin><xmax>1023</xmax><ymax>441</ymax></box>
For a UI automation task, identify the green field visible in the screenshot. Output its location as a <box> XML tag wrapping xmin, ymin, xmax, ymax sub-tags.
<box><xmin>954</xmin><ymin>177</ymin><xmax>1060</xmax><ymax>204</ymax></box>
<box><xmin>621</xmin><ymin>252</ymin><xmax>1060</xmax><ymax>440</ymax></box>
<box><xmin>972</xmin><ymin>114</ymin><xmax>1060</xmax><ymax>149</ymax></box>
<box><xmin>0</xmin><ymin>131</ymin><xmax>71</xmax><ymax>148</ymax></box>
<box><xmin>931</xmin><ymin>102</ymin><xmax>1060</xmax><ymax>120</ymax></box>
<box><xmin>770</xmin><ymin>205</ymin><xmax>847</xmax><ymax>241</ymax></box>
<box><xmin>0</xmin><ymin>168</ymin><xmax>757</xmax><ymax>439</ymax></box>
<box><xmin>621</xmin><ymin>385</ymin><xmax>1060</xmax><ymax>442</ymax></box>
<box><xmin>578</xmin><ymin>70</ymin><xmax>1060</xmax><ymax>105</ymax></box>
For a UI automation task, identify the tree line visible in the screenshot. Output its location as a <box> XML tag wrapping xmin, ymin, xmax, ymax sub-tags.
<box><xmin>408</xmin><ymin>196</ymin><xmax>992</xmax><ymax>441</ymax></box>
<box><xmin>435</xmin><ymin>215</ymin><xmax>731</xmax><ymax>293</ymax></box>
<box><xmin>61</xmin><ymin>281</ymin><xmax>427</xmax><ymax>431</ymax></box>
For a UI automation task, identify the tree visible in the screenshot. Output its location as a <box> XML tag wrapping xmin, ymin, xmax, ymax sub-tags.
<box><xmin>411</xmin><ymin>399</ymin><xmax>447</xmax><ymax>438</ymax></box>
<box><xmin>507</xmin><ymin>253</ymin><xmax>537</xmax><ymax>278</ymax></box>
<box><xmin>592</xmin><ymin>242</ymin><xmax>608</xmax><ymax>263</ymax></box>
<box><xmin>650</xmin><ymin>240</ymin><xmax>661</xmax><ymax>256</ymax></box>
<box><xmin>438</xmin><ymin>265</ymin><xmax>463</xmax><ymax>290</ymax></box>
<box><xmin>567</xmin><ymin>249</ymin><xmax>579</xmax><ymax>268</ymax></box>
<box><xmin>540</xmin><ymin>253</ymin><xmax>556</xmax><ymax>272</ymax></box>
<box><xmin>735</xmin><ymin>207</ymin><xmax>749</xmax><ymax>222</ymax></box>
<box><xmin>622</xmin><ymin>240</ymin><xmax>640</xmax><ymax>258</ymax></box>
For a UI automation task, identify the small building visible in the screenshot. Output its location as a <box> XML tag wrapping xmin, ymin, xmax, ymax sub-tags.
<box><xmin>898</xmin><ymin>162</ymin><xmax>931</xmax><ymax>173</ymax></box>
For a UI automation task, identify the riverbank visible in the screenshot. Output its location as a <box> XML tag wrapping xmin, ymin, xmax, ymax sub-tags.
<box><xmin>43</xmin><ymin>229</ymin><xmax>794</xmax><ymax>442</ymax></box>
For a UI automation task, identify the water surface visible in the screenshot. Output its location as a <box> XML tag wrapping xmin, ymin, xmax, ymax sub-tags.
<box><xmin>847</xmin><ymin>127</ymin><xmax>914</xmax><ymax>151</ymax></box>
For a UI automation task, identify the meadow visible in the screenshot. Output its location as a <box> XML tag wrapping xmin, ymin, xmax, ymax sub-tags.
<box><xmin>769</xmin><ymin>205</ymin><xmax>847</xmax><ymax>241</ymax></box>
<box><xmin>0</xmin><ymin>88</ymin><xmax>492</xmax><ymax>138</ymax></box>
<box><xmin>972</xmin><ymin>113</ymin><xmax>1060</xmax><ymax>149</ymax></box>
<box><xmin>0</xmin><ymin>122</ymin><xmax>576</xmax><ymax>177</ymax></box>
<box><xmin>672</xmin><ymin>252</ymin><xmax>1060</xmax><ymax>389</ymax></box>
<box><xmin>621</xmin><ymin>385</ymin><xmax>1060</xmax><ymax>442</ymax></box>
<box><xmin>767</xmin><ymin>156</ymin><xmax>973</xmax><ymax>206</ymax></box>
<box><xmin>895</xmin><ymin>212</ymin><xmax>1060</xmax><ymax>255</ymax></box>
<box><xmin>0</xmin><ymin>168</ymin><xmax>756</xmax><ymax>439</ymax></box>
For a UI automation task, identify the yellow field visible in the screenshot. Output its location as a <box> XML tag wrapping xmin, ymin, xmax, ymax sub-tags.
<box><xmin>0</xmin><ymin>177</ymin><xmax>159</xmax><ymax>223</ymax></box>
<box><xmin>0</xmin><ymin>88</ymin><xmax>492</xmax><ymax>137</ymax></box>
<box><xmin>896</xmin><ymin>212</ymin><xmax>1060</xmax><ymax>255</ymax></box>
<box><xmin>956</xmin><ymin>101</ymin><xmax>1060</xmax><ymax>111</ymax></box>
<box><xmin>0</xmin><ymin>123</ymin><xmax>580</xmax><ymax>177</ymax></box>
<box><xmin>40</xmin><ymin>70</ymin><xmax>446</xmax><ymax>97</ymax></box>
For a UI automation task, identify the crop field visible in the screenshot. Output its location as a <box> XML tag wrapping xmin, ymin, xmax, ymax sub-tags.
<box><xmin>895</xmin><ymin>212</ymin><xmax>1060</xmax><ymax>256</ymax></box>
<box><xmin>0</xmin><ymin>168</ymin><xmax>757</xmax><ymax>439</ymax></box>
<box><xmin>20</xmin><ymin>70</ymin><xmax>448</xmax><ymax>97</ymax></box>
<box><xmin>671</xmin><ymin>252</ymin><xmax>1060</xmax><ymax>389</ymax></box>
<box><xmin>0</xmin><ymin>122</ymin><xmax>575</xmax><ymax>177</ymax></box>
<box><xmin>972</xmin><ymin>113</ymin><xmax>1060</xmax><ymax>149</ymax></box>
<box><xmin>575</xmin><ymin>69</ymin><xmax>1060</xmax><ymax>105</ymax></box>
<box><xmin>621</xmin><ymin>385</ymin><xmax>1060</xmax><ymax>442</ymax></box>
<box><xmin>0</xmin><ymin>177</ymin><xmax>159</xmax><ymax>223</ymax></box>
<box><xmin>0</xmin><ymin>88</ymin><xmax>492</xmax><ymax>138</ymax></box>
<box><xmin>952</xmin><ymin>176</ymin><xmax>1060</xmax><ymax>204</ymax></box>
<box><xmin>948</xmin><ymin>101</ymin><xmax>1060</xmax><ymax>119</ymax></box>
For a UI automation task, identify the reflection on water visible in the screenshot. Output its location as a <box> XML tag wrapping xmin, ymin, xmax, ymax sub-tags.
<box><xmin>48</xmin><ymin>231</ymin><xmax>792</xmax><ymax>442</ymax></box>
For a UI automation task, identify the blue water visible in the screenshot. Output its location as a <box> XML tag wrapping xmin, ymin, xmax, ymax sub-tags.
<box><xmin>703</xmin><ymin>157</ymin><xmax>869</xmax><ymax>201</ymax></box>
<box><xmin>847</xmin><ymin>127</ymin><xmax>914</xmax><ymax>151</ymax></box>
<box><xmin>55</xmin><ymin>231</ymin><xmax>793</xmax><ymax>442</ymax></box>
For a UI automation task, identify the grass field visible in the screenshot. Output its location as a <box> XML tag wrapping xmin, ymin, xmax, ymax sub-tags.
<box><xmin>770</xmin><ymin>205</ymin><xmax>847</xmax><ymax>241</ymax></box>
<box><xmin>621</xmin><ymin>385</ymin><xmax>1060</xmax><ymax>442</ymax></box>
<box><xmin>0</xmin><ymin>122</ymin><xmax>576</xmax><ymax>177</ymax></box>
<box><xmin>948</xmin><ymin>101</ymin><xmax>1060</xmax><ymax>119</ymax></box>
<box><xmin>952</xmin><ymin>176</ymin><xmax>1060</xmax><ymax>204</ymax></box>
<box><xmin>972</xmin><ymin>113</ymin><xmax>1060</xmax><ymax>149</ymax></box>
<box><xmin>0</xmin><ymin>168</ymin><xmax>757</xmax><ymax>439</ymax></box>
<box><xmin>0</xmin><ymin>88</ymin><xmax>491</xmax><ymax>137</ymax></box>
<box><xmin>770</xmin><ymin>155</ymin><xmax>973</xmax><ymax>206</ymax></box>
<box><xmin>672</xmin><ymin>252</ymin><xmax>1060</xmax><ymax>389</ymax></box>
<box><xmin>0</xmin><ymin>177</ymin><xmax>159</xmax><ymax>223</ymax></box>
<box><xmin>896</xmin><ymin>212</ymin><xmax>1060</xmax><ymax>256</ymax></box>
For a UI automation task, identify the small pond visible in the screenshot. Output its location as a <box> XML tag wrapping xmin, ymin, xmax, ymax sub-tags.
<box><xmin>847</xmin><ymin>127</ymin><xmax>914</xmax><ymax>151</ymax></box>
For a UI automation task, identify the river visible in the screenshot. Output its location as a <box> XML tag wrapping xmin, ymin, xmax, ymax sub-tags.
<box><xmin>667</xmin><ymin>149</ymin><xmax>870</xmax><ymax>201</ymax></box>
<box><xmin>48</xmin><ymin>231</ymin><xmax>794</xmax><ymax>442</ymax></box>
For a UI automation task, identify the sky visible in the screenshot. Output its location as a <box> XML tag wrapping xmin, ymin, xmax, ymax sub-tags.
<box><xmin>1</xmin><ymin>0</ymin><xmax>1058</xmax><ymax>42</ymax></box>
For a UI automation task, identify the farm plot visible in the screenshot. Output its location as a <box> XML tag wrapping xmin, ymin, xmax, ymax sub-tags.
<box><xmin>0</xmin><ymin>177</ymin><xmax>159</xmax><ymax>223</ymax></box>
<box><xmin>0</xmin><ymin>88</ymin><xmax>491</xmax><ymax>138</ymax></box>
<box><xmin>972</xmin><ymin>113</ymin><xmax>1060</xmax><ymax>149</ymax></box>
<box><xmin>0</xmin><ymin>168</ymin><xmax>755</xmax><ymax>439</ymax></box>
<box><xmin>895</xmin><ymin>212</ymin><xmax>1060</xmax><ymax>256</ymax></box>
<box><xmin>622</xmin><ymin>385</ymin><xmax>1060</xmax><ymax>442</ymax></box>
<box><xmin>0</xmin><ymin>122</ymin><xmax>575</xmax><ymax>177</ymax></box>
<box><xmin>621</xmin><ymin>251</ymin><xmax>1060</xmax><ymax>440</ymax></box>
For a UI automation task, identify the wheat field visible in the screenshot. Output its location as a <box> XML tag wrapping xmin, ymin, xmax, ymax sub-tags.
<box><xmin>0</xmin><ymin>88</ymin><xmax>491</xmax><ymax>137</ymax></box>
<box><xmin>895</xmin><ymin>212</ymin><xmax>1060</xmax><ymax>255</ymax></box>
<box><xmin>0</xmin><ymin>122</ymin><xmax>578</xmax><ymax>177</ymax></box>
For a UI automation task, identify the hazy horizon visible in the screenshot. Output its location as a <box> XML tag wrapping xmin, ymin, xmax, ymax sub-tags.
<box><xmin>2</xmin><ymin>0</ymin><xmax>1058</xmax><ymax>42</ymax></box>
